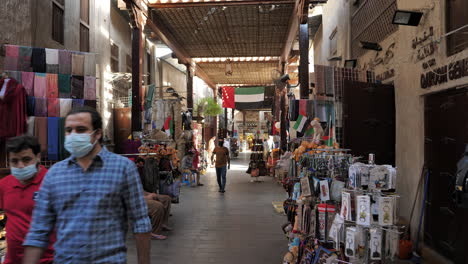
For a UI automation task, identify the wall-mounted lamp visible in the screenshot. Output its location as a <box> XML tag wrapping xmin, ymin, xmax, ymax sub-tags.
<box><xmin>280</xmin><ymin>74</ymin><xmax>290</xmax><ymax>83</ymax></box>
<box><xmin>165</xmin><ymin>87</ymin><xmax>176</xmax><ymax>93</ymax></box>
<box><xmin>344</xmin><ymin>59</ymin><xmax>357</xmax><ymax>68</ymax></box>
<box><xmin>392</xmin><ymin>10</ymin><xmax>423</xmax><ymax>26</ymax></box>
<box><xmin>327</xmin><ymin>56</ymin><xmax>342</xmax><ymax>61</ymax></box>
<box><xmin>359</xmin><ymin>41</ymin><xmax>382</xmax><ymax>51</ymax></box>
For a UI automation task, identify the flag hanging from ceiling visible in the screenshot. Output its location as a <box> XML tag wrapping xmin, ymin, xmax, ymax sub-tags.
<box><xmin>293</xmin><ymin>114</ymin><xmax>310</xmax><ymax>134</ymax></box>
<box><xmin>235</xmin><ymin>87</ymin><xmax>265</xmax><ymax>110</ymax></box>
<box><xmin>222</xmin><ymin>86</ymin><xmax>235</xmax><ymax>109</ymax></box>
<box><xmin>163</xmin><ymin>116</ymin><xmax>173</xmax><ymax>137</ymax></box>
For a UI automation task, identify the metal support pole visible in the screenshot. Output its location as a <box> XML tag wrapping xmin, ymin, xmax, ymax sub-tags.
<box><xmin>224</xmin><ymin>108</ymin><xmax>228</xmax><ymax>138</ymax></box>
<box><xmin>186</xmin><ymin>64</ymin><xmax>194</xmax><ymax>114</ymax></box>
<box><xmin>131</xmin><ymin>26</ymin><xmax>143</xmax><ymax>136</ymax></box>
<box><xmin>299</xmin><ymin>22</ymin><xmax>309</xmax><ymax>99</ymax></box>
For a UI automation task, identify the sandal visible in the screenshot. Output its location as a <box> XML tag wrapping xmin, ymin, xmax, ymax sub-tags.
<box><xmin>197</xmin><ymin>183</ymin><xmax>204</xmax><ymax>186</ymax></box>
<box><xmin>151</xmin><ymin>233</ymin><xmax>167</xmax><ymax>240</ymax></box>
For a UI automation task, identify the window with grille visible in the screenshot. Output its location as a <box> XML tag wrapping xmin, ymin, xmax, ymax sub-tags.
<box><xmin>80</xmin><ymin>0</ymin><xmax>89</xmax><ymax>24</ymax></box>
<box><xmin>52</xmin><ymin>2</ymin><xmax>64</xmax><ymax>44</ymax></box>
<box><xmin>126</xmin><ymin>54</ymin><xmax>132</xmax><ymax>73</ymax></box>
<box><xmin>111</xmin><ymin>42</ymin><xmax>119</xmax><ymax>72</ymax></box>
<box><xmin>80</xmin><ymin>24</ymin><xmax>89</xmax><ymax>52</ymax></box>
<box><xmin>446</xmin><ymin>0</ymin><xmax>468</xmax><ymax>56</ymax></box>
<box><xmin>329</xmin><ymin>28</ymin><xmax>338</xmax><ymax>57</ymax></box>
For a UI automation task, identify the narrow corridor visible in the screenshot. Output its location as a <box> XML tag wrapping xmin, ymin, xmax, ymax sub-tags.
<box><xmin>127</xmin><ymin>152</ymin><xmax>288</xmax><ymax>264</ymax></box>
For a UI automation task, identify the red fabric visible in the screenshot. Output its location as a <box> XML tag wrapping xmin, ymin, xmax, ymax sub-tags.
<box><xmin>0</xmin><ymin>166</ymin><xmax>55</xmax><ymax>264</ymax></box>
<box><xmin>46</xmin><ymin>73</ymin><xmax>58</xmax><ymax>98</ymax></box>
<box><xmin>47</xmin><ymin>98</ymin><xmax>59</xmax><ymax>117</ymax></box>
<box><xmin>299</xmin><ymin>99</ymin><xmax>307</xmax><ymax>116</ymax></box>
<box><xmin>0</xmin><ymin>78</ymin><xmax>28</xmax><ymax>139</ymax></box>
<box><xmin>222</xmin><ymin>86</ymin><xmax>235</xmax><ymax>109</ymax></box>
<box><xmin>192</xmin><ymin>148</ymin><xmax>200</xmax><ymax>169</ymax></box>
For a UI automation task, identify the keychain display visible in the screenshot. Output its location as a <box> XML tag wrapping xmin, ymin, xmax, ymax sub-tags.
<box><xmin>379</xmin><ymin>196</ymin><xmax>395</xmax><ymax>226</ymax></box>
<box><xmin>340</xmin><ymin>191</ymin><xmax>352</xmax><ymax>221</ymax></box>
<box><xmin>348</xmin><ymin>162</ymin><xmax>371</xmax><ymax>189</ymax></box>
<box><xmin>369</xmin><ymin>165</ymin><xmax>397</xmax><ymax>190</ymax></box>
<box><xmin>345</xmin><ymin>227</ymin><xmax>357</xmax><ymax>258</ymax></box>
<box><xmin>319</xmin><ymin>180</ymin><xmax>330</xmax><ymax>201</ymax></box>
<box><xmin>369</xmin><ymin>228</ymin><xmax>382</xmax><ymax>260</ymax></box>
<box><xmin>356</xmin><ymin>195</ymin><xmax>371</xmax><ymax>226</ymax></box>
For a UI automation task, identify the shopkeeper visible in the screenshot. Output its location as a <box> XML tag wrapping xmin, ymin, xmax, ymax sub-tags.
<box><xmin>0</xmin><ymin>135</ymin><xmax>54</xmax><ymax>264</ymax></box>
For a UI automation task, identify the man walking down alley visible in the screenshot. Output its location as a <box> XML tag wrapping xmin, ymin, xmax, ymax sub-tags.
<box><xmin>212</xmin><ymin>140</ymin><xmax>230</xmax><ymax>193</ymax></box>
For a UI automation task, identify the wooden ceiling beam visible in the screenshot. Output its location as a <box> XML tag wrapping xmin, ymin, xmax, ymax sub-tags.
<box><xmin>125</xmin><ymin>0</ymin><xmax>217</xmax><ymax>90</ymax></box>
<box><xmin>148</xmin><ymin>0</ymin><xmax>295</xmax><ymax>8</ymax></box>
<box><xmin>280</xmin><ymin>0</ymin><xmax>308</xmax><ymax>64</ymax></box>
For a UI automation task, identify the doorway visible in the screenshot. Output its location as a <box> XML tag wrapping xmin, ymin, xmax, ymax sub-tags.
<box><xmin>424</xmin><ymin>87</ymin><xmax>468</xmax><ymax>264</ymax></box>
<box><xmin>343</xmin><ymin>81</ymin><xmax>396</xmax><ymax>165</ymax></box>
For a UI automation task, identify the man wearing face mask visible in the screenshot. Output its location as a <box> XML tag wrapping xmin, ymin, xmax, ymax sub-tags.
<box><xmin>23</xmin><ymin>107</ymin><xmax>151</xmax><ymax>264</ymax></box>
<box><xmin>0</xmin><ymin>135</ymin><xmax>54</xmax><ymax>264</ymax></box>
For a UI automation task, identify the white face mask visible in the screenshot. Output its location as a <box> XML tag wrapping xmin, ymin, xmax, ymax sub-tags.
<box><xmin>64</xmin><ymin>130</ymin><xmax>97</xmax><ymax>158</ymax></box>
<box><xmin>11</xmin><ymin>163</ymin><xmax>38</xmax><ymax>181</ymax></box>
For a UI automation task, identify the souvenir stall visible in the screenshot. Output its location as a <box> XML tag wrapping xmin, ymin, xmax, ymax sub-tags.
<box><xmin>280</xmin><ymin>139</ymin><xmax>401</xmax><ymax>264</ymax></box>
<box><xmin>1</xmin><ymin>44</ymin><xmax>97</xmax><ymax>166</ymax></box>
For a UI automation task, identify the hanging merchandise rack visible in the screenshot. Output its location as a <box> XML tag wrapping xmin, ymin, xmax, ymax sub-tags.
<box><xmin>280</xmin><ymin>150</ymin><xmax>403</xmax><ymax>264</ymax></box>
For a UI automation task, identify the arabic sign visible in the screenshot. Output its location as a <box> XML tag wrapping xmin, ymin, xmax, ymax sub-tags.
<box><xmin>413</xmin><ymin>26</ymin><xmax>436</xmax><ymax>62</ymax></box>
<box><xmin>420</xmin><ymin>57</ymin><xmax>468</xmax><ymax>89</ymax></box>
<box><xmin>362</xmin><ymin>42</ymin><xmax>395</xmax><ymax>71</ymax></box>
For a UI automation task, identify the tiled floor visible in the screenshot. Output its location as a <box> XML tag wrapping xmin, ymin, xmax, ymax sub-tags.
<box><xmin>127</xmin><ymin>152</ymin><xmax>289</xmax><ymax>264</ymax></box>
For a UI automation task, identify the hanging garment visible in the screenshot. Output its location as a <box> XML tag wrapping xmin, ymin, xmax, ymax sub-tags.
<box><xmin>33</xmin><ymin>73</ymin><xmax>47</xmax><ymax>98</ymax></box>
<box><xmin>7</xmin><ymin>71</ymin><xmax>22</xmax><ymax>84</ymax></box>
<box><xmin>59</xmin><ymin>99</ymin><xmax>73</xmax><ymax>117</ymax></box>
<box><xmin>47</xmin><ymin>117</ymin><xmax>59</xmax><ymax>160</ymax></box>
<box><xmin>34</xmin><ymin>98</ymin><xmax>47</xmax><ymax>117</ymax></box>
<box><xmin>84</xmin><ymin>100</ymin><xmax>96</xmax><ymax>109</ymax></box>
<box><xmin>26</xmin><ymin>96</ymin><xmax>36</xmax><ymax>116</ymax></box>
<box><xmin>299</xmin><ymin>99</ymin><xmax>307</xmax><ymax>116</ymax></box>
<box><xmin>46</xmin><ymin>74</ymin><xmax>58</xmax><ymax>98</ymax></box>
<box><xmin>84</xmin><ymin>53</ymin><xmax>96</xmax><ymax>76</ymax></box>
<box><xmin>144</xmin><ymin>84</ymin><xmax>155</xmax><ymax>110</ymax></box>
<box><xmin>47</xmin><ymin>98</ymin><xmax>59</xmax><ymax>117</ymax></box>
<box><xmin>21</xmin><ymin>71</ymin><xmax>35</xmax><ymax>96</ymax></box>
<box><xmin>71</xmin><ymin>76</ymin><xmax>84</xmax><ymax>99</ymax></box>
<box><xmin>18</xmin><ymin>46</ymin><xmax>32</xmax><ymax>72</ymax></box>
<box><xmin>27</xmin><ymin>116</ymin><xmax>35</xmax><ymax>136</ymax></box>
<box><xmin>83</xmin><ymin>76</ymin><xmax>96</xmax><ymax>100</ymax></box>
<box><xmin>0</xmin><ymin>78</ymin><xmax>27</xmax><ymax>139</ymax></box>
<box><xmin>34</xmin><ymin>117</ymin><xmax>48</xmax><ymax>154</ymax></box>
<box><xmin>4</xmin><ymin>45</ymin><xmax>19</xmax><ymax>71</ymax></box>
<box><xmin>182</xmin><ymin>111</ymin><xmax>192</xmax><ymax>130</ymax></box>
<box><xmin>143</xmin><ymin>158</ymin><xmax>160</xmax><ymax>194</ymax></box>
<box><xmin>289</xmin><ymin>99</ymin><xmax>299</xmax><ymax>121</ymax></box>
<box><xmin>31</xmin><ymin>48</ymin><xmax>46</xmax><ymax>73</ymax></box>
<box><xmin>72</xmin><ymin>99</ymin><xmax>84</xmax><ymax>109</ymax></box>
<box><xmin>58</xmin><ymin>50</ymin><xmax>72</xmax><ymax>75</ymax></box>
<box><xmin>58</xmin><ymin>74</ymin><xmax>71</xmax><ymax>98</ymax></box>
<box><xmin>58</xmin><ymin>117</ymin><xmax>69</xmax><ymax>160</ymax></box>
<box><xmin>71</xmin><ymin>53</ymin><xmax>85</xmax><ymax>76</ymax></box>
<box><xmin>45</xmin><ymin>48</ymin><xmax>59</xmax><ymax>73</ymax></box>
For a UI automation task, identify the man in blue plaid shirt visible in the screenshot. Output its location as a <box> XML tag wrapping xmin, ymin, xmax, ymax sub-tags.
<box><xmin>23</xmin><ymin>107</ymin><xmax>151</xmax><ymax>264</ymax></box>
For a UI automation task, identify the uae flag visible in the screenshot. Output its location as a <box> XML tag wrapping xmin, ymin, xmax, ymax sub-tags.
<box><xmin>293</xmin><ymin>114</ymin><xmax>310</xmax><ymax>133</ymax></box>
<box><xmin>322</xmin><ymin>115</ymin><xmax>334</xmax><ymax>146</ymax></box>
<box><xmin>235</xmin><ymin>87</ymin><xmax>265</xmax><ymax>109</ymax></box>
<box><xmin>163</xmin><ymin>116</ymin><xmax>174</xmax><ymax>137</ymax></box>
<box><xmin>222</xmin><ymin>86</ymin><xmax>235</xmax><ymax>108</ymax></box>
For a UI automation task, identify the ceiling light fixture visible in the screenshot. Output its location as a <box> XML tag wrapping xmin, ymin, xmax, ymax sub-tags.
<box><xmin>392</xmin><ymin>10</ymin><xmax>423</xmax><ymax>26</ymax></box>
<box><xmin>359</xmin><ymin>41</ymin><xmax>382</xmax><ymax>51</ymax></box>
<box><xmin>344</xmin><ymin>59</ymin><xmax>357</xmax><ymax>68</ymax></box>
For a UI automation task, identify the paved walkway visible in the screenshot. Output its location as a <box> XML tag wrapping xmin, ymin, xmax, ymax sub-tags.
<box><xmin>127</xmin><ymin>152</ymin><xmax>288</xmax><ymax>264</ymax></box>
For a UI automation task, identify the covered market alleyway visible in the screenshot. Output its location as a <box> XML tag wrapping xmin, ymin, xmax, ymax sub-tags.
<box><xmin>127</xmin><ymin>152</ymin><xmax>288</xmax><ymax>264</ymax></box>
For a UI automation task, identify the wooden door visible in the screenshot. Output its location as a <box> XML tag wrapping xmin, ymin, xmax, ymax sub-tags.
<box><xmin>343</xmin><ymin>81</ymin><xmax>395</xmax><ymax>165</ymax></box>
<box><xmin>424</xmin><ymin>87</ymin><xmax>468</xmax><ymax>263</ymax></box>
<box><xmin>113</xmin><ymin>108</ymin><xmax>131</xmax><ymax>154</ymax></box>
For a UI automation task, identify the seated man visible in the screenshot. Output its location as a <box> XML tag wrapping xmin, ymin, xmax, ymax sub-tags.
<box><xmin>144</xmin><ymin>192</ymin><xmax>172</xmax><ymax>240</ymax></box>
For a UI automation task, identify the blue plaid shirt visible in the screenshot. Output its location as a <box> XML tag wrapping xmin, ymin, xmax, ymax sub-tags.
<box><xmin>24</xmin><ymin>147</ymin><xmax>151</xmax><ymax>264</ymax></box>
